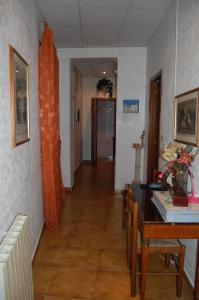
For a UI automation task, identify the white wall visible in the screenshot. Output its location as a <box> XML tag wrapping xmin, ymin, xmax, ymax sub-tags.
<box><xmin>82</xmin><ymin>77</ymin><xmax>116</xmax><ymax>161</ymax></box>
<box><xmin>146</xmin><ymin>0</ymin><xmax>199</xmax><ymax>286</ymax></box>
<box><xmin>58</xmin><ymin>48</ymin><xmax>147</xmax><ymax>189</ymax></box>
<box><xmin>0</xmin><ymin>0</ymin><xmax>44</xmax><ymax>254</ymax></box>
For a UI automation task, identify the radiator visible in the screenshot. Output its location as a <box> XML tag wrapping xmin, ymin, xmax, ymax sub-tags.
<box><xmin>0</xmin><ymin>215</ymin><xmax>34</xmax><ymax>300</ymax></box>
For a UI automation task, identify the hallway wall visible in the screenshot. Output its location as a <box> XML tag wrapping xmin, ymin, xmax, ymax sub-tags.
<box><xmin>58</xmin><ymin>48</ymin><xmax>146</xmax><ymax>189</ymax></box>
<box><xmin>146</xmin><ymin>0</ymin><xmax>199</xmax><ymax>286</ymax></box>
<box><xmin>0</xmin><ymin>0</ymin><xmax>44</xmax><ymax>254</ymax></box>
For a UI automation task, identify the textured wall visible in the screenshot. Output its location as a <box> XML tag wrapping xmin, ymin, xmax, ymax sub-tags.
<box><xmin>176</xmin><ymin>0</ymin><xmax>199</xmax><ymax>284</ymax></box>
<box><xmin>0</xmin><ymin>0</ymin><xmax>44</xmax><ymax>255</ymax></box>
<box><xmin>58</xmin><ymin>48</ymin><xmax>146</xmax><ymax>189</ymax></box>
<box><xmin>146</xmin><ymin>0</ymin><xmax>199</xmax><ymax>286</ymax></box>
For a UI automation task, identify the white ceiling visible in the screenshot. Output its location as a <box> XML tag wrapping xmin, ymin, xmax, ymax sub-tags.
<box><xmin>72</xmin><ymin>58</ymin><xmax>117</xmax><ymax>78</ymax></box>
<box><xmin>37</xmin><ymin>0</ymin><xmax>173</xmax><ymax>48</ymax></box>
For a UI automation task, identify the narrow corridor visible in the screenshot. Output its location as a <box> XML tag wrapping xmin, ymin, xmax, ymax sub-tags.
<box><xmin>33</xmin><ymin>161</ymin><xmax>192</xmax><ymax>300</ymax></box>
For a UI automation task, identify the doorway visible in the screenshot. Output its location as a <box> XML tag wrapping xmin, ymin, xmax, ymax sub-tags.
<box><xmin>147</xmin><ymin>72</ymin><xmax>162</xmax><ymax>183</ymax></box>
<box><xmin>91</xmin><ymin>98</ymin><xmax>116</xmax><ymax>166</ymax></box>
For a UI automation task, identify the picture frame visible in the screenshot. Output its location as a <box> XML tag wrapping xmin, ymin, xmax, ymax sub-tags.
<box><xmin>174</xmin><ymin>88</ymin><xmax>199</xmax><ymax>146</ymax></box>
<box><xmin>123</xmin><ymin>99</ymin><xmax>139</xmax><ymax>113</ymax></box>
<box><xmin>10</xmin><ymin>46</ymin><xmax>30</xmax><ymax>147</ymax></box>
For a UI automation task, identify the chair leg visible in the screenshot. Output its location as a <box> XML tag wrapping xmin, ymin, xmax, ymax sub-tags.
<box><xmin>140</xmin><ymin>245</ymin><xmax>149</xmax><ymax>300</ymax></box>
<box><xmin>126</xmin><ymin>213</ymin><xmax>131</xmax><ymax>269</ymax></box>
<box><xmin>122</xmin><ymin>191</ymin><xmax>127</xmax><ymax>229</ymax></box>
<box><xmin>176</xmin><ymin>247</ymin><xmax>185</xmax><ymax>297</ymax></box>
<box><xmin>130</xmin><ymin>242</ymin><xmax>137</xmax><ymax>296</ymax></box>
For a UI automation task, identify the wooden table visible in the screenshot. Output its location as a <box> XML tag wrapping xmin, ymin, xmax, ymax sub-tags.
<box><xmin>134</xmin><ymin>187</ymin><xmax>199</xmax><ymax>300</ymax></box>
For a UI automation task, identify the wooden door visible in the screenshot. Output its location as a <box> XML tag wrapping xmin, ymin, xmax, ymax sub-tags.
<box><xmin>147</xmin><ymin>76</ymin><xmax>161</xmax><ymax>183</ymax></box>
<box><xmin>91</xmin><ymin>98</ymin><xmax>116</xmax><ymax>165</ymax></box>
<box><xmin>91</xmin><ymin>98</ymin><xmax>97</xmax><ymax>165</ymax></box>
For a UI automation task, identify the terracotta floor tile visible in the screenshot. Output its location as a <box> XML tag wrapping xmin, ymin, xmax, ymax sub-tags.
<box><xmin>78</xmin><ymin>215</ymin><xmax>107</xmax><ymax>222</ymax></box>
<box><xmin>99</xmin><ymin>250</ymin><xmax>128</xmax><ymax>272</ymax></box>
<box><xmin>34</xmin><ymin>248</ymin><xmax>65</xmax><ymax>266</ymax></box>
<box><xmin>60</xmin><ymin>248</ymin><xmax>101</xmax><ymax>269</ymax></box>
<box><xmin>106</xmin><ymin>212</ymin><xmax>122</xmax><ymax>223</ymax></box>
<box><xmin>104</xmin><ymin>221</ymin><xmax>123</xmax><ymax>233</ymax></box>
<box><xmin>146</xmin><ymin>277</ymin><xmax>192</xmax><ymax>300</ymax></box>
<box><xmin>33</xmin><ymin>162</ymin><xmax>192</xmax><ymax>300</ymax></box>
<box><xmin>94</xmin><ymin>296</ymin><xmax>139</xmax><ymax>300</ymax></box>
<box><xmin>33</xmin><ymin>266</ymin><xmax>57</xmax><ymax>295</ymax></box>
<box><xmin>70</xmin><ymin>231</ymin><xmax>104</xmax><ymax>249</ymax></box>
<box><xmin>60</xmin><ymin>216</ymin><xmax>79</xmax><ymax>225</ymax></box>
<box><xmin>70</xmin><ymin>299</ymin><xmax>93</xmax><ymax>300</ymax></box>
<box><xmin>80</xmin><ymin>213</ymin><xmax>107</xmax><ymax>221</ymax></box>
<box><xmin>74</xmin><ymin>220</ymin><xmax>105</xmax><ymax>233</ymax></box>
<box><xmin>34</xmin><ymin>294</ymin><xmax>45</xmax><ymax>300</ymax></box>
<box><xmin>44</xmin><ymin>296</ymin><xmax>68</xmax><ymax>300</ymax></box>
<box><xmin>101</xmin><ymin>233</ymin><xmax>126</xmax><ymax>250</ymax></box>
<box><xmin>39</xmin><ymin>232</ymin><xmax>72</xmax><ymax>249</ymax></box>
<box><xmin>145</xmin><ymin>273</ymin><xmax>193</xmax><ymax>299</ymax></box>
<box><xmin>63</xmin><ymin>205</ymin><xmax>85</xmax><ymax>213</ymax></box>
<box><xmin>56</xmin><ymin>224</ymin><xmax>75</xmax><ymax>235</ymax></box>
<box><xmin>47</xmin><ymin>269</ymin><xmax>97</xmax><ymax>298</ymax></box>
<box><xmin>93</xmin><ymin>271</ymin><xmax>131</xmax><ymax>299</ymax></box>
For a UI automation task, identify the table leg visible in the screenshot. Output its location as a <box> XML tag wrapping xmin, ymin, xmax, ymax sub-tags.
<box><xmin>194</xmin><ymin>240</ymin><xmax>199</xmax><ymax>300</ymax></box>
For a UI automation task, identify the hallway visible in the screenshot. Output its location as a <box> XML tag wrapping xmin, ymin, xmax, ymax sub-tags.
<box><xmin>33</xmin><ymin>161</ymin><xmax>192</xmax><ymax>300</ymax></box>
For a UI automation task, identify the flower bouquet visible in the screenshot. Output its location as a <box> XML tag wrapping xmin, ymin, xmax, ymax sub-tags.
<box><xmin>158</xmin><ymin>142</ymin><xmax>199</xmax><ymax>204</ymax></box>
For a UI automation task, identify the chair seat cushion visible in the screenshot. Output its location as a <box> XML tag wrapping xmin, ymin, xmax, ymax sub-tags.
<box><xmin>149</xmin><ymin>239</ymin><xmax>181</xmax><ymax>247</ymax></box>
<box><xmin>137</xmin><ymin>230</ymin><xmax>181</xmax><ymax>247</ymax></box>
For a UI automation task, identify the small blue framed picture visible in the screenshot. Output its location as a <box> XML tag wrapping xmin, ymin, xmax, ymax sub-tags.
<box><xmin>123</xmin><ymin>99</ymin><xmax>139</xmax><ymax>113</ymax></box>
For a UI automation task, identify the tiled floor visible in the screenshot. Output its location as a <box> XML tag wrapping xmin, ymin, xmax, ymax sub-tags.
<box><xmin>33</xmin><ymin>161</ymin><xmax>192</xmax><ymax>300</ymax></box>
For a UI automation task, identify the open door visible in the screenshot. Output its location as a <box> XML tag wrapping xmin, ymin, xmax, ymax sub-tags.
<box><xmin>147</xmin><ymin>74</ymin><xmax>161</xmax><ymax>183</ymax></box>
<box><xmin>91</xmin><ymin>98</ymin><xmax>97</xmax><ymax>165</ymax></box>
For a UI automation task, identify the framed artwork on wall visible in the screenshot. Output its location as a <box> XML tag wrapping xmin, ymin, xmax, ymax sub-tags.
<box><xmin>9</xmin><ymin>46</ymin><xmax>30</xmax><ymax>147</ymax></box>
<box><xmin>174</xmin><ymin>88</ymin><xmax>199</xmax><ymax>146</ymax></box>
<box><xmin>123</xmin><ymin>99</ymin><xmax>139</xmax><ymax>113</ymax></box>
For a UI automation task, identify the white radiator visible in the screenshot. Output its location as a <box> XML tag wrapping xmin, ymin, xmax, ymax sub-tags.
<box><xmin>0</xmin><ymin>215</ymin><xmax>34</xmax><ymax>300</ymax></box>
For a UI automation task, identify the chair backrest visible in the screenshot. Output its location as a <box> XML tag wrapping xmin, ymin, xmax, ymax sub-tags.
<box><xmin>126</xmin><ymin>189</ymin><xmax>140</xmax><ymax>270</ymax></box>
<box><xmin>127</xmin><ymin>190</ymin><xmax>138</xmax><ymax>249</ymax></box>
<box><xmin>126</xmin><ymin>191</ymin><xmax>139</xmax><ymax>244</ymax></box>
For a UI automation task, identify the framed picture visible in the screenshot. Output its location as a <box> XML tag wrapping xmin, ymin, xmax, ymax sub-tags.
<box><xmin>10</xmin><ymin>46</ymin><xmax>30</xmax><ymax>147</ymax></box>
<box><xmin>174</xmin><ymin>88</ymin><xmax>199</xmax><ymax>146</ymax></box>
<box><xmin>123</xmin><ymin>99</ymin><xmax>139</xmax><ymax>113</ymax></box>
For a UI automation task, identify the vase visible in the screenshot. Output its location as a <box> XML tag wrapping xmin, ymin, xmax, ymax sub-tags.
<box><xmin>173</xmin><ymin>173</ymin><xmax>188</xmax><ymax>194</ymax></box>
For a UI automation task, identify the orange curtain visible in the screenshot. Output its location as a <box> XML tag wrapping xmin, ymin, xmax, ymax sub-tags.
<box><xmin>39</xmin><ymin>23</ymin><xmax>65</xmax><ymax>230</ymax></box>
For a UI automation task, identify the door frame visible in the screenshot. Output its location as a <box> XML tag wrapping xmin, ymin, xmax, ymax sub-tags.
<box><xmin>91</xmin><ymin>97</ymin><xmax>116</xmax><ymax>165</ymax></box>
<box><xmin>147</xmin><ymin>70</ymin><xmax>162</xmax><ymax>183</ymax></box>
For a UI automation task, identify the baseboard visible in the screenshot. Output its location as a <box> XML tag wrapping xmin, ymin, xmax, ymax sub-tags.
<box><xmin>32</xmin><ymin>219</ymin><xmax>45</xmax><ymax>263</ymax></box>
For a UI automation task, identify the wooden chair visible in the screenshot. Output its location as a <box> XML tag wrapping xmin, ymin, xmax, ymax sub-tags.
<box><xmin>122</xmin><ymin>184</ymin><xmax>132</xmax><ymax>229</ymax></box>
<box><xmin>126</xmin><ymin>188</ymin><xmax>185</xmax><ymax>300</ymax></box>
